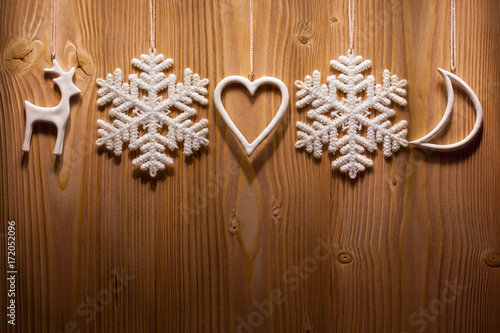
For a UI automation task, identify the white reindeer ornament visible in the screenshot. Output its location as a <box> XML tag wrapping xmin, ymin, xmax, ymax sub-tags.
<box><xmin>22</xmin><ymin>59</ymin><xmax>80</xmax><ymax>155</ymax></box>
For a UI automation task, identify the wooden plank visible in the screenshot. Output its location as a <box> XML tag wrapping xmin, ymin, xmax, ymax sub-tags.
<box><xmin>0</xmin><ymin>0</ymin><xmax>499</xmax><ymax>332</ymax></box>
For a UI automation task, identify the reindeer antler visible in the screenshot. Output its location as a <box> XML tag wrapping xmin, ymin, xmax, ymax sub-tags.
<box><xmin>45</xmin><ymin>59</ymin><xmax>66</xmax><ymax>76</ymax></box>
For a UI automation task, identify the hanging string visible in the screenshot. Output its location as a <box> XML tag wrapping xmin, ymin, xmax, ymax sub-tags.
<box><xmin>249</xmin><ymin>0</ymin><xmax>255</xmax><ymax>81</ymax></box>
<box><xmin>348</xmin><ymin>0</ymin><xmax>355</xmax><ymax>53</ymax></box>
<box><xmin>150</xmin><ymin>0</ymin><xmax>156</xmax><ymax>52</ymax></box>
<box><xmin>450</xmin><ymin>0</ymin><xmax>456</xmax><ymax>72</ymax></box>
<box><xmin>50</xmin><ymin>0</ymin><xmax>56</xmax><ymax>59</ymax></box>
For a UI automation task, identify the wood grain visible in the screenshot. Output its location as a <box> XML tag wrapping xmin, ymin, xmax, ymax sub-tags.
<box><xmin>1</xmin><ymin>0</ymin><xmax>499</xmax><ymax>332</ymax></box>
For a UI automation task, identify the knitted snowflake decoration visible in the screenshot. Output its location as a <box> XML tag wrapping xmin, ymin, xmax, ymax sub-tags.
<box><xmin>96</xmin><ymin>50</ymin><xmax>209</xmax><ymax>177</ymax></box>
<box><xmin>295</xmin><ymin>51</ymin><xmax>408</xmax><ymax>179</ymax></box>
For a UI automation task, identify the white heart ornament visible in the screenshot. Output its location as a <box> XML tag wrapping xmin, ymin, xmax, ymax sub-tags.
<box><xmin>214</xmin><ymin>76</ymin><xmax>289</xmax><ymax>156</ymax></box>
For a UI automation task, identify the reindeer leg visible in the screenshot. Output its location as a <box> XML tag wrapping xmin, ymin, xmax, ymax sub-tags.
<box><xmin>53</xmin><ymin>124</ymin><xmax>65</xmax><ymax>155</ymax></box>
<box><xmin>22</xmin><ymin>117</ymin><xmax>34</xmax><ymax>152</ymax></box>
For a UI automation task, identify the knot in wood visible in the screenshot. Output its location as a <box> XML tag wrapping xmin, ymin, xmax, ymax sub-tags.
<box><xmin>229</xmin><ymin>213</ymin><xmax>239</xmax><ymax>234</ymax></box>
<box><xmin>338</xmin><ymin>252</ymin><xmax>353</xmax><ymax>264</ymax></box>
<box><xmin>485</xmin><ymin>252</ymin><xmax>500</xmax><ymax>267</ymax></box>
<box><xmin>298</xmin><ymin>36</ymin><xmax>309</xmax><ymax>44</ymax></box>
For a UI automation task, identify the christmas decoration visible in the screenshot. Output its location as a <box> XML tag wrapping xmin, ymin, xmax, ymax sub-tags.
<box><xmin>214</xmin><ymin>0</ymin><xmax>288</xmax><ymax>157</ymax></box>
<box><xmin>22</xmin><ymin>0</ymin><xmax>81</xmax><ymax>156</ymax></box>
<box><xmin>214</xmin><ymin>76</ymin><xmax>289</xmax><ymax>156</ymax></box>
<box><xmin>409</xmin><ymin>69</ymin><xmax>482</xmax><ymax>151</ymax></box>
<box><xmin>22</xmin><ymin>59</ymin><xmax>81</xmax><ymax>155</ymax></box>
<box><xmin>409</xmin><ymin>0</ymin><xmax>482</xmax><ymax>151</ymax></box>
<box><xmin>295</xmin><ymin>51</ymin><xmax>408</xmax><ymax>179</ymax></box>
<box><xmin>96</xmin><ymin>50</ymin><xmax>209</xmax><ymax>177</ymax></box>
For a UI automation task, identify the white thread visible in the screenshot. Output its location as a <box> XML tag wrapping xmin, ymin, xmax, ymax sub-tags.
<box><xmin>50</xmin><ymin>0</ymin><xmax>56</xmax><ymax>59</ymax></box>
<box><xmin>450</xmin><ymin>0</ymin><xmax>456</xmax><ymax>72</ymax></box>
<box><xmin>249</xmin><ymin>0</ymin><xmax>255</xmax><ymax>80</ymax></box>
<box><xmin>150</xmin><ymin>0</ymin><xmax>156</xmax><ymax>52</ymax></box>
<box><xmin>348</xmin><ymin>0</ymin><xmax>355</xmax><ymax>52</ymax></box>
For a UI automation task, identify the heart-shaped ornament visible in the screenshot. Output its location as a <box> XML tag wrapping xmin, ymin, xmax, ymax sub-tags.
<box><xmin>214</xmin><ymin>76</ymin><xmax>289</xmax><ymax>156</ymax></box>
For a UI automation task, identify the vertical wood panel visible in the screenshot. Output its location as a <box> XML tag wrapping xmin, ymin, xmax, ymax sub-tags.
<box><xmin>0</xmin><ymin>0</ymin><xmax>499</xmax><ymax>332</ymax></box>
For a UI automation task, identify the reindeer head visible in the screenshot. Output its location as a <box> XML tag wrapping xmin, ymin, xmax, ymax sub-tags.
<box><xmin>45</xmin><ymin>59</ymin><xmax>81</xmax><ymax>96</ymax></box>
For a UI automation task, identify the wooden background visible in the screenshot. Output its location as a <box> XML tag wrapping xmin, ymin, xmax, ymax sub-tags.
<box><xmin>1</xmin><ymin>0</ymin><xmax>499</xmax><ymax>332</ymax></box>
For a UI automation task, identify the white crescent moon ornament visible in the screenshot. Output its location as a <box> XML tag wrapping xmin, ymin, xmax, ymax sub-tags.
<box><xmin>410</xmin><ymin>68</ymin><xmax>483</xmax><ymax>151</ymax></box>
<box><xmin>214</xmin><ymin>76</ymin><xmax>289</xmax><ymax>156</ymax></box>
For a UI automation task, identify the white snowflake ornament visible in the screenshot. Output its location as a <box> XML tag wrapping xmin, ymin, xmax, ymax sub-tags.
<box><xmin>96</xmin><ymin>50</ymin><xmax>209</xmax><ymax>177</ymax></box>
<box><xmin>295</xmin><ymin>51</ymin><xmax>408</xmax><ymax>179</ymax></box>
